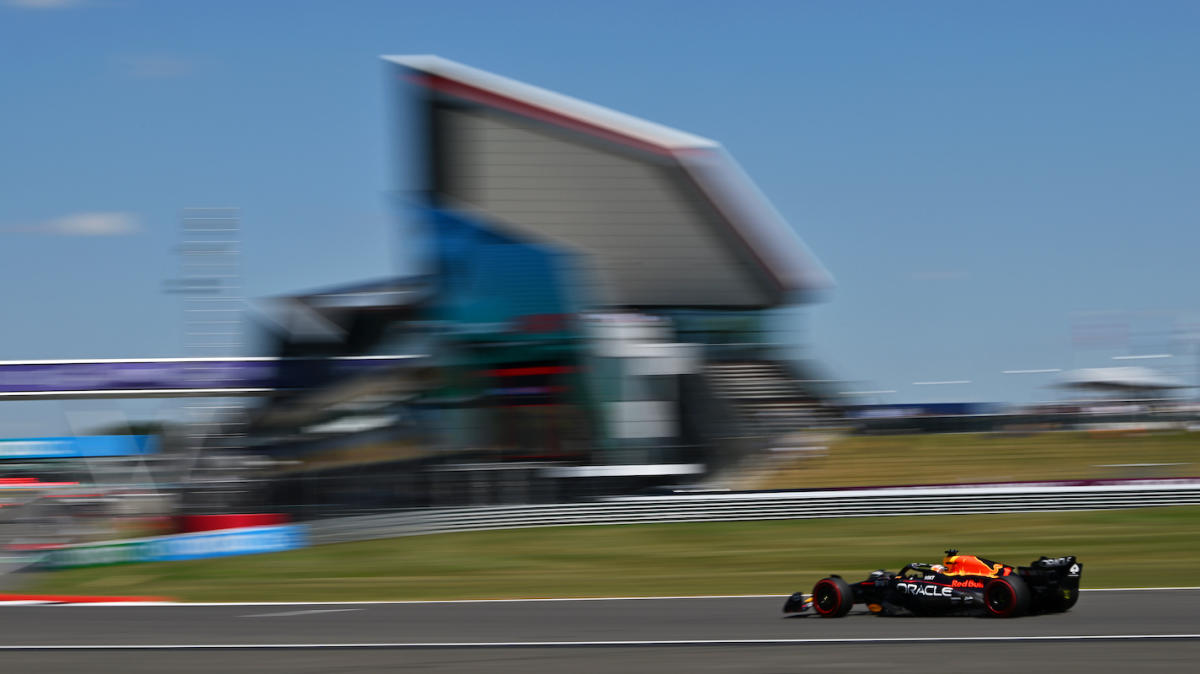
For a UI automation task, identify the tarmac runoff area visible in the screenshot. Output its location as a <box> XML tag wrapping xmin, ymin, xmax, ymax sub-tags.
<box><xmin>0</xmin><ymin>589</ymin><xmax>1197</xmax><ymax>673</ymax></box>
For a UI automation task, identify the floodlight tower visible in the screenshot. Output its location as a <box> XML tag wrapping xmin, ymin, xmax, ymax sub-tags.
<box><xmin>174</xmin><ymin>207</ymin><xmax>248</xmax><ymax>511</ymax></box>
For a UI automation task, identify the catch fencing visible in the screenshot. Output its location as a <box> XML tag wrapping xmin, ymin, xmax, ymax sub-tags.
<box><xmin>307</xmin><ymin>481</ymin><xmax>1200</xmax><ymax>545</ymax></box>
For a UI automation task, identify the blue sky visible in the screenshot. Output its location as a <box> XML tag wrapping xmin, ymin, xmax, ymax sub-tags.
<box><xmin>1</xmin><ymin>0</ymin><xmax>1198</xmax><ymax>433</ymax></box>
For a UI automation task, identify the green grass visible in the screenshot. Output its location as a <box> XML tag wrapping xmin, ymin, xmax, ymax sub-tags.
<box><xmin>26</xmin><ymin>506</ymin><xmax>1200</xmax><ymax>602</ymax></box>
<box><xmin>754</xmin><ymin>430</ymin><xmax>1200</xmax><ymax>489</ymax></box>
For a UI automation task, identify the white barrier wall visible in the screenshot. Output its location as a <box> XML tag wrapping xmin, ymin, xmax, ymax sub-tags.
<box><xmin>307</xmin><ymin>482</ymin><xmax>1200</xmax><ymax>545</ymax></box>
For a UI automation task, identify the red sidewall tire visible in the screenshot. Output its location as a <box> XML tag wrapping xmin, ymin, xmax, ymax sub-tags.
<box><xmin>984</xmin><ymin>576</ymin><xmax>1031</xmax><ymax>618</ymax></box>
<box><xmin>812</xmin><ymin>577</ymin><xmax>853</xmax><ymax>618</ymax></box>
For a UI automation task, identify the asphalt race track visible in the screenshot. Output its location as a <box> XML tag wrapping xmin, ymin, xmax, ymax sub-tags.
<box><xmin>1</xmin><ymin>590</ymin><xmax>1197</xmax><ymax>673</ymax></box>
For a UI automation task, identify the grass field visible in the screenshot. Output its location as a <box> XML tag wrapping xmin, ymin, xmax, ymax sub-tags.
<box><xmin>26</xmin><ymin>506</ymin><xmax>1200</xmax><ymax>602</ymax></box>
<box><xmin>751</xmin><ymin>430</ymin><xmax>1200</xmax><ymax>489</ymax></box>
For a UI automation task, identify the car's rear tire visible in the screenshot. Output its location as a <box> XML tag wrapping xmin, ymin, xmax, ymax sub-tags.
<box><xmin>984</xmin><ymin>576</ymin><xmax>1031</xmax><ymax>618</ymax></box>
<box><xmin>811</xmin><ymin>577</ymin><xmax>853</xmax><ymax>618</ymax></box>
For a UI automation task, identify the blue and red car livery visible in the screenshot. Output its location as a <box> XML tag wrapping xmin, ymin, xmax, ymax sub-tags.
<box><xmin>784</xmin><ymin>550</ymin><xmax>1082</xmax><ymax>618</ymax></box>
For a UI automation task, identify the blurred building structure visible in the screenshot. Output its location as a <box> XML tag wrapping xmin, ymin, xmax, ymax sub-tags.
<box><xmin>233</xmin><ymin>56</ymin><xmax>836</xmax><ymax>515</ymax></box>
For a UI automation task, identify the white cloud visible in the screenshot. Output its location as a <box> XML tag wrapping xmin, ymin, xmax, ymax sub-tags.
<box><xmin>4</xmin><ymin>0</ymin><xmax>87</xmax><ymax>9</ymax></box>
<box><xmin>47</xmin><ymin>211</ymin><xmax>141</xmax><ymax>236</ymax></box>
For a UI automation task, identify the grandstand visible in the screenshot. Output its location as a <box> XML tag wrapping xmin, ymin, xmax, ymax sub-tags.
<box><xmin>233</xmin><ymin>56</ymin><xmax>835</xmax><ymax>514</ymax></box>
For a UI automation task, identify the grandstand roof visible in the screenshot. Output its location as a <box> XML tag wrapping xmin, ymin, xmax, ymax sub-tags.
<box><xmin>384</xmin><ymin>55</ymin><xmax>831</xmax><ymax>309</ymax></box>
<box><xmin>1056</xmin><ymin>367</ymin><xmax>1188</xmax><ymax>392</ymax></box>
<box><xmin>284</xmin><ymin>276</ymin><xmax>431</xmax><ymax>311</ymax></box>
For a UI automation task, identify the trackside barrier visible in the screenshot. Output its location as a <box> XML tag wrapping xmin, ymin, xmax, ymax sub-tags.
<box><xmin>41</xmin><ymin>524</ymin><xmax>307</xmax><ymax>569</ymax></box>
<box><xmin>307</xmin><ymin>482</ymin><xmax>1200</xmax><ymax>545</ymax></box>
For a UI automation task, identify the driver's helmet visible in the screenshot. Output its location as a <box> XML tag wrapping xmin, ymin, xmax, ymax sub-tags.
<box><xmin>931</xmin><ymin>564</ymin><xmax>946</xmax><ymax>573</ymax></box>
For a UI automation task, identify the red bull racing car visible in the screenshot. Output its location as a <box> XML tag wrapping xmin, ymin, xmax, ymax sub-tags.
<box><xmin>783</xmin><ymin>550</ymin><xmax>1081</xmax><ymax>618</ymax></box>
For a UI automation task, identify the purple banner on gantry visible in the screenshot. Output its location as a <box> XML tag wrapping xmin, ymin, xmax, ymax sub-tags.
<box><xmin>0</xmin><ymin>357</ymin><xmax>413</xmax><ymax>396</ymax></box>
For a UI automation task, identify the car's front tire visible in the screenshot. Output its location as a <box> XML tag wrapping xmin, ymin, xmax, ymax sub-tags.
<box><xmin>811</xmin><ymin>577</ymin><xmax>853</xmax><ymax>618</ymax></box>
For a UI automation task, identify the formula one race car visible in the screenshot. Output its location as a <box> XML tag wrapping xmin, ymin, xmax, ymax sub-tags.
<box><xmin>783</xmin><ymin>550</ymin><xmax>1081</xmax><ymax>618</ymax></box>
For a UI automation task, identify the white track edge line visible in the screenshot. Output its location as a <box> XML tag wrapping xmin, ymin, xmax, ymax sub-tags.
<box><xmin>2</xmin><ymin>635</ymin><xmax>1200</xmax><ymax>649</ymax></box>
<box><xmin>49</xmin><ymin>595</ymin><xmax>785</xmax><ymax>607</ymax></box>
<box><xmin>25</xmin><ymin>588</ymin><xmax>1200</xmax><ymax>607</ymax></box>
